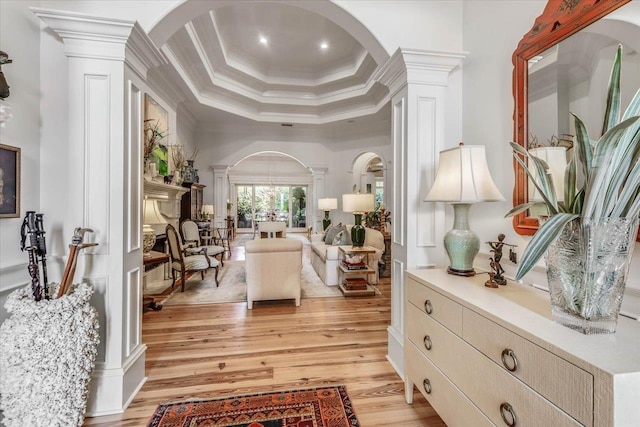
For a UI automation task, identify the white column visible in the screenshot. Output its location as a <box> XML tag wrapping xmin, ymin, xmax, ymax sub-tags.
<box><xmin>312</xmin><ymin>168</ymin><xmax>327</xmax><ymax>231</ymax></box>
<box><xmin>33</xmin><ymin>8</ymin><xmax>165</xmax><ymax>416</ymax></box>
<box><xmin>212</xmin><ymin>165</ymin><xmax>230</xmax><ymax>229</ymax></box>
<box><xmin>377</xmin><ymin>48</ymin><xmax>465</xmax><ymax>377</ymax></box>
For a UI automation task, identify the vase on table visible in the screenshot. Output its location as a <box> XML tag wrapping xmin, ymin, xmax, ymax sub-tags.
<box><xmin>545</xmin><ymin>217</ymin><xmax>638</xmax><ymax>334</ymax></box>
<box><xmin>183</xmin><ymin>160</ymin><xmax>195</xmax><ymax>183</ymax></box>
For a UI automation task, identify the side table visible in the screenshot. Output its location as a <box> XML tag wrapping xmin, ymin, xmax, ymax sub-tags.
<box><xmin>143</xmin><ymin>250</ymin><xmax>169</xmax><ymax>311</ymax></box>
<box><xmin>338</xmin><ymin>246</ymin><xmax>377</xmax><ymax>297</ymax></box>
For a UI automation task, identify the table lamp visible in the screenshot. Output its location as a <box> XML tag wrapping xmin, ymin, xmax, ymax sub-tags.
<box><xmin>202</xmin><ymin>204</ymin><xmax>214</xmax><ymax>221</ymax></box>
<box><xmin>143</xmin><ymin>198</ymin><xmax>167</xmax><ymax>256</ymax></box>
<box><xmin>424</xmin><ymin>144</ymin><xmax>504</xmax><ymax>276</ymax></box>
<box><xmin>342</xmin><ymin>193</ymin><xmax>375</xmax><ymax>247</ymax></box>
<box><xmin>318</xmin><ymin>198</ymin><xmax>338</xmax><ymax>230</ymax></box>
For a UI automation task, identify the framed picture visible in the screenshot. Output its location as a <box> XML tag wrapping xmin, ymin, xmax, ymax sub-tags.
<box><xmin>144</xmin><ymin>94</ymin><xmax>169</xmax><ymax>176</ymax></box>
<box><xmin>0</xmin><ymin>143</ymin><xmax>20</xmax><ymax>218</ymax></box>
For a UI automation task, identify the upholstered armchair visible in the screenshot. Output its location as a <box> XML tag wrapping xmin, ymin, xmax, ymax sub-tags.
<box><xmin>180</xmin><ymin>220</ymin><xmax>225</xmax><ymax>267</ymax></box>
<box><xmin>166</xmin><ymin>224</ymin><xmax>217</xmax><ymax>291</ymax></box>
<box><xmin>245</xmin><ymin>238</ymin><xmax>302</xmax><ymax>309</ymax></box>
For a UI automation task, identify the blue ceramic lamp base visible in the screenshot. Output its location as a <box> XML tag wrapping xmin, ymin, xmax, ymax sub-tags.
<box><xmin>444</xmin><ymin>203</ymin><xmax>479</xmax><ymax>277</ymax></box>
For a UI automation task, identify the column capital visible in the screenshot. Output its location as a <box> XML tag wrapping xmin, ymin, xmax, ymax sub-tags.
<box><xmin>31</xmin><ymin>7</ymin><xmax>165</xmax><ymax>77</ymax></box>
<box><xmin>376</xmin><ymin>48</ymin><xmax>467</xmax><ymax>95</ymax></box>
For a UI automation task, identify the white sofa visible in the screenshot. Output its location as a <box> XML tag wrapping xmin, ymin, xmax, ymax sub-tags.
<box><xmin>310</xmin><ymin>225</ymin><xmax>384</xmax><ymax>286</ymax></box>
<box><xmin>245</xmin><ymin>238</ymin><xmax>302</xmax><ymax>309</ymax></box>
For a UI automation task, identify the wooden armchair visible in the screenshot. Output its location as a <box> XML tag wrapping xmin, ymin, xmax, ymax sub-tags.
<box><xmin>166</xmin><ymin>224</ymin><xmax>217</xmax><ymax>291</ymax></box>
<box><xmin>180</xmin><ymin>220</ymin><xmax>225</xmax><ymax>267</ymax></box>
<box><xmin>213</xmin><ymin>227</ymin><xmax>233</xmax><ymax>257</ymax></box>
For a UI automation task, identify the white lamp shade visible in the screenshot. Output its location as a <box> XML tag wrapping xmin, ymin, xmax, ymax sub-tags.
<box><xmin>143</xmin><ymin>199</ymin><xmax>167</xmax><ymax>225</ymax></box>
<box><xmin>424</xmin><ymin>145</ymin><xmax>504</xmax><ymax>203</ymax></box>
<box><xmin>528</xmin><ymin>147</ymin><xmax>567</xmax><ymax>202</ymax></box>
<box><xmin>318</xmin><ymin>198</ymin><xmax>338</xmax><ymax>211</ymax></box>
<box><xmin>342</xmin><ymin>193</ymin><xmax>375</xmax><ymax>213</ymax></box>
<box><xmin>202</xmin><ymin>204</ymin><xmax>215</xmax><ymax>216</ymax></box>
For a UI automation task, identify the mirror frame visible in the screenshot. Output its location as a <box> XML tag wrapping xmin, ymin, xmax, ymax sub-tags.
<box><xmin>511</xmin><ymin>0</ymin><xmax>633</xmax><ymax>236</ymax></box>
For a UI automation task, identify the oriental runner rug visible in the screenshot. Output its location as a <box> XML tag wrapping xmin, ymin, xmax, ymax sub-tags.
<box><xmin>147</xmin><ymin>385</ymin><xmax>360</xmax><ymax>427</ymax></box>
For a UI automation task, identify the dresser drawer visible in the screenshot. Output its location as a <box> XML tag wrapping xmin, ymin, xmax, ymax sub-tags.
<box><xmin>405</xmin><ymin>341</ymin><xmax>493</xmax><ymax>427</ymax></box>
<box><xmin>407</xmin><ymin>276</ymin><xmax>462</xmax><ymax>335</ymax></box>
<box><xmin>463</xmin><ymin>308</ymin><xmax>593</xmax><ymax>426</ymax></box>
<box><xmin>407</xmin><ymin>303</ymin><xmax>581</xmax><ymax>426</ymax></box>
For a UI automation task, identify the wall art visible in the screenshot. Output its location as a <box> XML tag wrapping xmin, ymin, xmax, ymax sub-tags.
<box><xmin>0</xmin><ymin>143</ymin><xmax>20</xmax><ymax>218</ymax></box>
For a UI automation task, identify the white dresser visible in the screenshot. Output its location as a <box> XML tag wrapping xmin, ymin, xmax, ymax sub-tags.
<box><xmin>404</xmin><ymin>269</ymin><xmax>640</xmax><ymax>427</ymax></box>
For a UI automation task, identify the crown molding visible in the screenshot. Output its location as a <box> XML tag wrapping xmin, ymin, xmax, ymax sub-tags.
<box><xmin>376</xmin><ymin>48</ymin><xmax>468</xmax><ymax>96</ymax></box>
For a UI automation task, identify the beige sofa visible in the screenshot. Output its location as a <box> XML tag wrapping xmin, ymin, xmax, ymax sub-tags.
<box><xmin>245</xmin><ymin>238</ymin><xmax>302</xmax><ymax>309</ymax></box>
<box><xmin>310</xmin><ymin>226</ymin><xmax>384</xmax><ymax>286</ymax></box>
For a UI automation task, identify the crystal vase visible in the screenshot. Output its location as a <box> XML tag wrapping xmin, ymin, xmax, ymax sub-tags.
<box><xmin>545</xmin><ymin>217</ymin><xmax>638</xmax><ymax>334</ymax></box>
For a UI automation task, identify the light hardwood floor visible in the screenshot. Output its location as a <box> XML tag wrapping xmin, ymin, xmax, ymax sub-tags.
<box><xmin>84</xmin><ymin>234</ymin><xmax>445</xmax><ymax>426</ymax></box>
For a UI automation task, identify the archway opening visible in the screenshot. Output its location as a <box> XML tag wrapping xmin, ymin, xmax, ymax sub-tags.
<box><xmin>228</xmin><ymin>152</ymin><xmax>313</xmax><ymax>233</ymax></box>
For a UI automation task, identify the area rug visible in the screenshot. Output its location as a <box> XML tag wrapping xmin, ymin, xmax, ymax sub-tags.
<box><xmin>161</xmin><ymin>260</ymin><xmax>342</xmax><ymax>306</ymax></box>
<box><xmin>147</xmin><ymin>385</ymin><xmax>360</xmax><ymax>427</ymax></box>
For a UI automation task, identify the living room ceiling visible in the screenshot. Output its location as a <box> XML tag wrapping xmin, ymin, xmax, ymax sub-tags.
<box><xmin>155</xmin><ymin>1</ymin><xmax>390</xmax><ymax>127</ymax></box>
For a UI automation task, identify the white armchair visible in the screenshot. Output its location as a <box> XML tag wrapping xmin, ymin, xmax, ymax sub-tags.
<box><xmin>256</xmin><ymin>221</ymin><xmax>287</xmax><ymax>238</ymax></box>
<box><xmin>245</xmin><ymin>238</ymin><xmax>302</xmax><ymax>309</ymax></box>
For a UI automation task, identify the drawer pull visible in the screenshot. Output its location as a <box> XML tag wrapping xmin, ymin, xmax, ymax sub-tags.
<box><xmin>422</xmin><ymin>379</ymin><xmax>432</xmax><ymax>394</ymax></box>
<box><xmin>500</xmin><ymin>402</ymin><xmax>517</xmax><ymax>426</ymax></box>
<box><xmin>423</xmin><ymin>335</ymin><xmax>432</xmax><ymax>350</ymax></box>
<box><xmin>501</xmin><ymin>348</ymin><xmax>518</xmax><ymax>372</ymax></box>
<box><xmin>424</xmin><ymin>299</ymin><xmax>433</xmax><ymax>314</ymax></box>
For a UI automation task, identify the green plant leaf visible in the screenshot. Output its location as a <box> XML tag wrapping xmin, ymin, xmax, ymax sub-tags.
<box><xmin>584</xmin><ymin>116</ymin><xmax>640</xmax><ymax>218</ymax></box>
<box><xmin>564</xmin><ymin>156</ymin><xmax>576</xmax><ymax>210</ymax></box>
<box><xmin>510</xmin><ymin>142</ymin><xmax>559</xmax><ymax>213</ymax></box>
<box><xmin>505</xmin><ymin>202</ymin><xmax>537</xmax><ymax>218</ymax></box>
<box><xmin>601</xmin><ymin>45</ymin><xmax>622</xmax><ymax>136</ymax></box>
<box><xmin>572</xmin><ymin>113</ymin><xmax>592</xmax><ymax>191</ymax></box>
<box><xmin>611</xmin><ymin>158</ymin><xmax>640</xmax><ymax>218</ymax></box>
<box><xmin>515</xmin><ymin>213</ymin><xmax>579</xmax><ymax>280</ymax></box>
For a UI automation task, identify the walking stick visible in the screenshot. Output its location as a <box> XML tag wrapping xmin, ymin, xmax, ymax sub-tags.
<box><xmin>57</xmin><ymin>228</ymin><xmax>97</xmax><ymax>298</ymax></box>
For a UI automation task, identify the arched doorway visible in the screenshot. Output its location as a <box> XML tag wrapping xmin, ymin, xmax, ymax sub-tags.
<box><xmin>228</xmin><ymin>152</ymin><xmax>313</xmax><ymax>233</ymax></box>
<box><xmin>350</xmin><ymin>152</ymin><xmax>387</xmax><ymax>209</ymax></box>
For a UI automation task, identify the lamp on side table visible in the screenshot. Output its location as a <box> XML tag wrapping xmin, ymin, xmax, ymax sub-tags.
<box><xmin>318</xmin><ymin>198</ymin><xmax>338</xmax><ymax>231</ymax></box>
<box><xmin>342</xmin><ymin>193</ymin><xmax>375</xmax><ymax>247</ymax></box>
<box><xmin>143</xmin><ymin>198</ymin><xmax>167</xmax><ymax>257</ymax></box>
<box><xmin>424</xmin><ymin>144</ymin><xmax>503</xmax><ymax>276</ymax></box>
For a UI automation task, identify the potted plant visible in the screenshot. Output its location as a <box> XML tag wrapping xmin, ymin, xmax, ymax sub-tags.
<box><xmin>506</xmin><ymin>46</ymin><xmax>640</xmax><ymax>334</ymax></box>
<box><xmin>364</xmin><ymin>206</ymin><xmax>391</xmax><ymax>231</ymax></box>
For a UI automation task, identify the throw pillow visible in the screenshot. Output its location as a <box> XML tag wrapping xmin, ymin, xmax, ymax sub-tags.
<box><xmin>324</xmin><ymin>223</ymin><xmax>343</xmax><ymax>244</ymax></box>
<box><xmin>332</xmin><ymin>230</ymin><xmax>347</xmax><ymax>246</ymax></box>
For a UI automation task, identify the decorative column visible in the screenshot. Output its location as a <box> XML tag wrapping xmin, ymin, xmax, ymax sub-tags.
<box><xmin>377</xmin><ymin>48</ymin><xmax>465</xmax><ymax>377</ymax></box>
<box><xmin>33</xmin><ymin>8</ymin><xmax>165</xmax><ymax>416</ymax></box>
<box><xmin>212</xmin><ymin>165</ymin><xmax>230</xmax><ymax>229</ymax></box>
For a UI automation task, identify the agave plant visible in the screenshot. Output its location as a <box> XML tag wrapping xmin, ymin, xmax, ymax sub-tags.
<box><xmin>507</xmin><ymin>45</ymin><xmax>640</xmax><ymax>280</ymax></box>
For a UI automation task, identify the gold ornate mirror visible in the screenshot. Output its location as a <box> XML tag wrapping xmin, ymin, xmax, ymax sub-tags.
<box><xmin>511</xmin><ymin>0</ymin><xmax>636</xmax><ymax>237</ymax></box>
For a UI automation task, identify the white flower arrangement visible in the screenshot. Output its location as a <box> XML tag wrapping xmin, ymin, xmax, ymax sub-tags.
<box><xmin>0</xmin><ymin>283</ymin><xmax>99</xmax><ymax>427</ymax></box>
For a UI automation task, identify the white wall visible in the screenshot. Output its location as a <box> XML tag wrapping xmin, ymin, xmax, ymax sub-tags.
<box><xmin>462</xmin><ymin>1</ymin><xmax>546</xmax><ymax>251</ymax></box>
<box><xmin>335</xmin><ymin>0</ymin><xmax>463</xmax><ymax>54</ymax></box>
<box><xmin>0</xmin><ymin>0</ymin><xmax>42</xmax><ymax>320</ymax></box>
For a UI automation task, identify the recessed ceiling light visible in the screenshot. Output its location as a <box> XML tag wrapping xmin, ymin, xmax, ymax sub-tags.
<box><xmin>259</xmin><ymin>36</ymin><xmax>268</xmax><ymax>45</ymax></box>
<box><xmin>320</xmin><ymin>42</ymin><xmax>328</xmax><ymax>49</ymax></box>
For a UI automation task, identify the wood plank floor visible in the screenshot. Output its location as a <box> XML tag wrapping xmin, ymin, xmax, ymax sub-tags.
<box><xmin>84</xmin><ymin>234</ymin><xmax>445</xmax><ymax>426</ymax></box>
